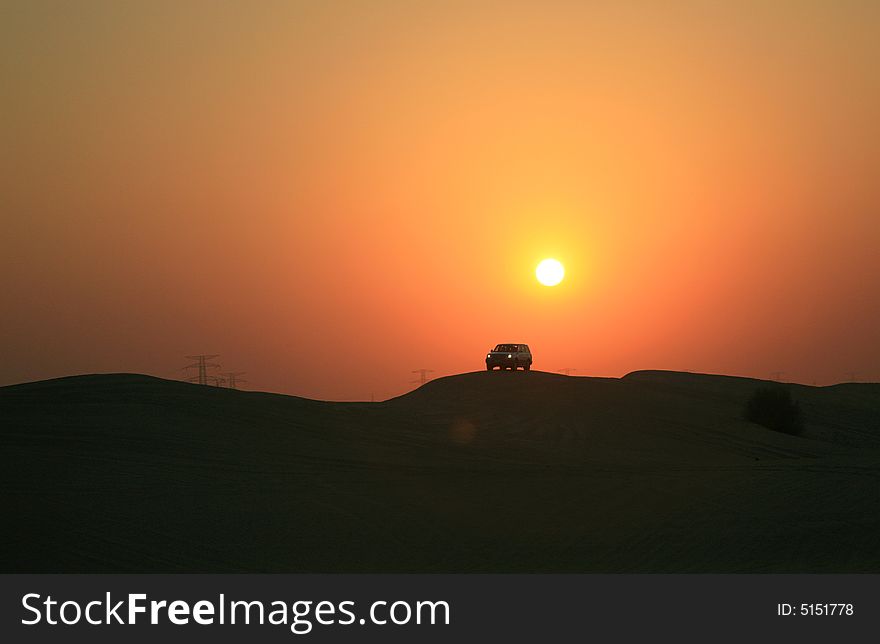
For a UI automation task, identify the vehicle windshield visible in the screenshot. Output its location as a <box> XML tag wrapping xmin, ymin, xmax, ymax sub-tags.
<box><xmin>493</xmin><ymin>344</ymin><xmax>519</xmax><ymax>352</ymax></box>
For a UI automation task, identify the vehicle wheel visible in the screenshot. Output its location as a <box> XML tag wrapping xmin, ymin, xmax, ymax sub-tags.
<box><xmin>486</xmin><ymin>365</ymin><xmax>492</xmax><ymax>371</ymax></box>
<box><xmin>524</xmin><ymin>364</ymin><xmax>530</xmax><ymax>371</ymax></box>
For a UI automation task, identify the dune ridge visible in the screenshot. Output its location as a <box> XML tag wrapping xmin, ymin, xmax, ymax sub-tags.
<box><xmin>1</xmin><ymin>371</ymin><xmax>878</xmax><ymax>572</ymax></box>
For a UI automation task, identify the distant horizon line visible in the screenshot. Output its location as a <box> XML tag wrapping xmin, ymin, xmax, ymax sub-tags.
<box><xmin>1</xmin><ymin>368</ymin><xmax>876</xmax><ymax>404</ymax></box>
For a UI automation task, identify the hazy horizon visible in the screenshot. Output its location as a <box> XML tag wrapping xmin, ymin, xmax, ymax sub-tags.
<box><xmin>3</xmin><ymin>1</ymin><xmax>879</xmax><ymax>400</ymax></box>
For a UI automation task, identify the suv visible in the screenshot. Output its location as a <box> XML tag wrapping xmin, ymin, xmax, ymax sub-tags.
<box><xmin>486</xmin><ymin>343</ymin><xmax>532</xmax><ymax>371</ymax></box>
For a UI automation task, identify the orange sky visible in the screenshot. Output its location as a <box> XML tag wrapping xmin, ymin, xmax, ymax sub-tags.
<box><xmin>2</xmin><ymin>1</ymin><xmax>879</xmax><ymax>399</ymax></box>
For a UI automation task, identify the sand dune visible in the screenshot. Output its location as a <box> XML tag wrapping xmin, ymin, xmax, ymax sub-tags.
<box><xmin>1</xmin><ymin>370</ymin><xmax>878</xmax><ymax>572</ymax></box>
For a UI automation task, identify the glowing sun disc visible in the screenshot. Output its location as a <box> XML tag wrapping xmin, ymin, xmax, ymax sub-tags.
<box><xmin>536</xmin><ymin>258</ymin><xmax>564</xmax><ymax>286</ymax></box>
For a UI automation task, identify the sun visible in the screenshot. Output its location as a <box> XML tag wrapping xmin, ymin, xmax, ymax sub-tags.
<box><xmin>536</xmin><ymin>258</ymin><xmax>564</xmax><ymax>286</ymax></box>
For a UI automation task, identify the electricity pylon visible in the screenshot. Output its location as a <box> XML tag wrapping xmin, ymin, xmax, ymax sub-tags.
<box><xmin>411</xmin><ymin>369</ymin><xmax>434</xmax><ymax>385</ymax></box>
<box><xmin>769</xmin><ymin>371</ymin><xmax>785</xmax><ymax>381</ymax></box>
<box><xmin>557</xmin><ymin>368</ymin><xmax>577</xmax><ymax>376</ymax></box>
<box><xmin>183</xmin><ymin>354</ymin><xmax>220</xmax><ymax>385</ymax></box>
<box><xmin>220</xmin><ymin>372</ymin><xmax>247</xmax><ymax>389</ymax></box>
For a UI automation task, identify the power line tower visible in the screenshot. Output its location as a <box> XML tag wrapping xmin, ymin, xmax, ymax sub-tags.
<box><xmin>411</xmin><ymin>369</ymin><xmax>434</xmax><ymax>385</ymax></box>
<box><xmin>557</xmin><ymin>368</ymin><xmax>577</xmax><ymax>376</ymax></box>
<box><xmin>220</xmin><ymin>372</ymin><xmax>247</xmax><ymax>389</ymax></box>
<box><xmin>769</xmin><ymin>371</ymin><xmax>785</xmax><ymax>381</ymax></box>
<box><xmin>183</xmin><ymin>354</ymin><xmax>220</xmax><ymax>385</ymax></box>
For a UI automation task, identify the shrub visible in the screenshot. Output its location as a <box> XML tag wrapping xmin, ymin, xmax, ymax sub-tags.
<box><xmin>744</xmin><ymin>386</ymin><xmax>804</xmax><ymax>436</ymax></box>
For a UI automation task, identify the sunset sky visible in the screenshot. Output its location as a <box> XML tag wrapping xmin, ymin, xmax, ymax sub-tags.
<box><xmin>2</xmin><ymin>1</ymin><xmax>879</xmax><ymax>400</ymax></box>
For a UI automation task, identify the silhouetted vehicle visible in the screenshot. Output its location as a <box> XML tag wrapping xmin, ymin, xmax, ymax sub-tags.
<box><xmin>486</xmin><ymin>344</ymin><xmax>532</xmax><ymax>371</ymax></box>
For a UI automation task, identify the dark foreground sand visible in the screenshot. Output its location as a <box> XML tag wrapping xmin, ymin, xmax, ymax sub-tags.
<box><xmin>1</xmin><ymin>370</ymin><xmax>878</xmax><ymax>572</ymax></box>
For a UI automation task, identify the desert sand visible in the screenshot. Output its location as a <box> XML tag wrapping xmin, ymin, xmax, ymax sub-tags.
<box><xmin>1</xmin><ymin>370</ymin><xmax>878</xmax><ymax>572</ymax></box>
